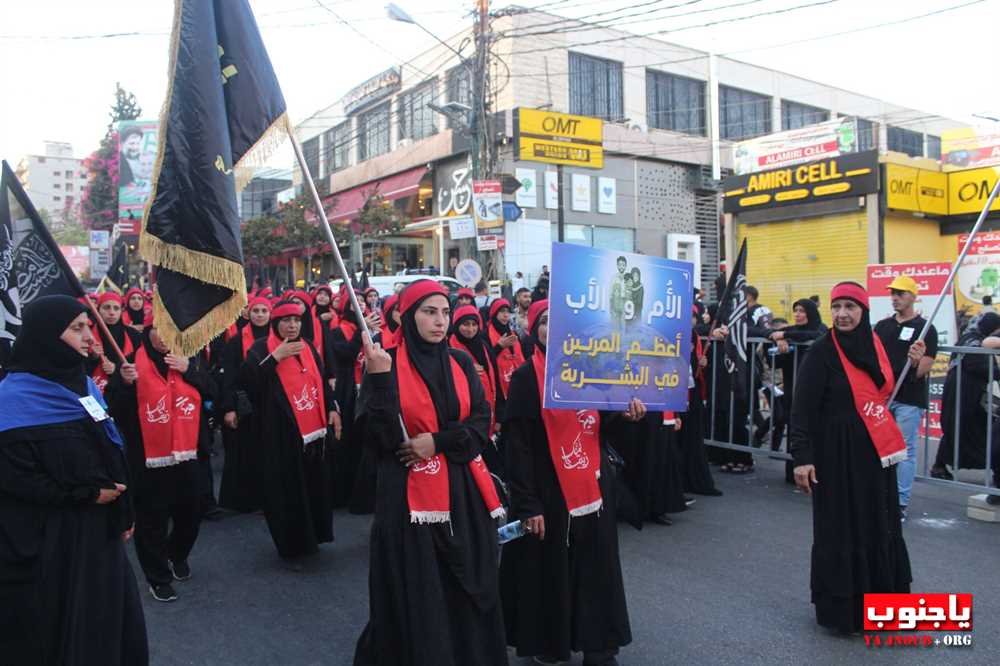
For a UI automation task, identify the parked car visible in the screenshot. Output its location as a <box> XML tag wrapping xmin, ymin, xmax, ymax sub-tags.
<box><xmin>329</xmin><ymin>274</ymin><xmax>462</xmax><ymax>298</ymax></box>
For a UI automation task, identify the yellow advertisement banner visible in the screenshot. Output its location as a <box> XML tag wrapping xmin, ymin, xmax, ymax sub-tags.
<box><xmin>949</xmin><ymin>166</ymin><xmax>1000</xmax><ymax>216</ymax></box>
<box><xmin>885</xmin><ymin>164</ymin><xmax>948</xmax><ymax>215</ymax></box>
<box><xmin>515</xmin><ymin>108</ymin><xmax>604</xmax><ymax>168</ymax></box>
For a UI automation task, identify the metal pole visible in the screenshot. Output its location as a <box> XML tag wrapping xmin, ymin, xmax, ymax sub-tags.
<box><xmin>748</xmin><ymin>341</ymin><xmax>756</xmax><ymax>445</ymax></box>
<box><xmin>769</xmin><ymin>343</ymin><xmax>776</xmax><ymax>449</ymax></box>
<box><xmin>889</xmin><ymin>176</ymin><xmax>1000</xmax><ymax>404</ymax></box>
<box><xmin>987</xmin><ymin>355</ymin><xmax>994</xmax><ymax>488</ymax></box>
<box><xmin>288</xmin><ymin>132</ymin><xmax>370</xmax><ymax>340</ymax></box>
<box><xmin>557</xmin><ymin>164</ymin><xmax>565</xmax><ymax>242</ymax></box>
<box><xmin>710</xmin><ymin>338</ymin><xmax>717</xmax><ymax>441</ymax></box>
<box><xmin>954</xmin><ymin>355</ymin><xmax>962</xmax><ymax>475</ymax></box>
<box><xmin>922</xmin><ymin>374</ymin><xmax>930</xmax><ymax>478</ymax></box>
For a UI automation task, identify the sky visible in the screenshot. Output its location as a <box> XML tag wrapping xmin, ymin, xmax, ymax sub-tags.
<box><xmin>1</xmin><ymin>0</ymin><xmax>996</xmax><ymax>169</ymax></box>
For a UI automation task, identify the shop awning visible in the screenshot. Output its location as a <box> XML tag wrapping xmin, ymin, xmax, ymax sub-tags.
<box><xmin>324</xmin><ymin>166</ymin><xmax>427</xmax><ymax>223</ymax></box>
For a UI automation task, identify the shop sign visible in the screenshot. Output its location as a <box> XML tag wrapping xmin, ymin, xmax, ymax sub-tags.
<box><xmin>343</xmin><ymin>67</ymin><xmax>401</xmax><ymax>114</ymax></box>
<box><xmin>732</xmin><ymin>117</ymin><xmax>858</xmax><ymax>175</ymax></box>
<box><xmin>884</xmin><ymin>164</ymin><xmax>948</xmax><ymax>216</ymax></box>
<box><xmin>473</xmin><ymin>180</ymin><xmax>503</xmax><ymax>230</ymax></box>
<box><xmin>514</xmin><ymin>107</ymin><xmax>603</xmax><ymax>169</ymax></box>
<box><xmin>722</xmin><ymin>150</ymin><xmax>878</xmax><ymax>213</ymax></box>
<box><xmin>949</xmin><ymin>166</ymin><xmax>1000</xmax><ymax>216</ymax></box>
<box><xmin>447</xmin><ymin>215</ymin><xmax>475</xmax><ymax>240</ymax></box>
<box><xmin>957</xmin><ymin>230</ymin><xmax>1000</xmax><ymax>306</ymax></box>
<box><xmin>943</xmin><ymin>127</ymin><xmax>1000</xmax><ymax>169</ymax></box>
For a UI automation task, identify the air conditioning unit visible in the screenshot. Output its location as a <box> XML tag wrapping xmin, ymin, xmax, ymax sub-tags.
<box><xmin>627</xmin><ymin>121</ymin><xmax>647</xmax><ymax>133</ymax></box>
<box><xmin>691</xmin><ymin>164</ymin><xmax>720</xmax><ymax>192</ymax></box>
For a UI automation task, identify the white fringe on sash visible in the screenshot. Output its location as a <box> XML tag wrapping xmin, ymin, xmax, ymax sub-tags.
<box><xmin>302</xmin><ymin>428</ymin><xmax>327</xmax><ymax>445</ymax></box>
<box><xmin>568</xmin><ymin>498</ymin><xmax>603</xmax><ymax>517</ymax></box>
<box><xmin>144</xmin><ymin>449</ymin><xmax>198</xmax><ymax>469</ymax></box>
<box><xmin>881</xmin><ymin>449</ymin><xmax>908</xmax><ymax>468</ymax></box>
<box><xmin>490</xmin><ymin>506</ymin><xmax>507</xmax><ymax>521</ymax></box>
<box><xmin>410</xmin><ymin>510</ymin><xmax>451</xmax><ymax>524</ymax></box>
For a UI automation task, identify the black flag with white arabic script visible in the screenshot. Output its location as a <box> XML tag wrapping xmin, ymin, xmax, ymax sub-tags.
<box><xmin>0</xmin><ymin>161</ymin><xmax>83</xmax><ymax>370</ymax></box>
<box><xmin>141</xmin><ymin>0</ymin><xmax>288</xmax><ymax>355</ymax></box>
<box><xmin>106</xmin><ymin>237</ymin><xmax>129</xmax><ymax>292</ymax></box>
<box><xmin>716</xmin><ymin>238</ymin><xmax>749</xmax><ymax>388</ymax></box>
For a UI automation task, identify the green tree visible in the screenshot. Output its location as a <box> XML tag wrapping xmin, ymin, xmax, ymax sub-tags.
<box><xmin>80</xmin><ymin>83</ymin><xmax>142</xmax><ymax>230</ymax></box>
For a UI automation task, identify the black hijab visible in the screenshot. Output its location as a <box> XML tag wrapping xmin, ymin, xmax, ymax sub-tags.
<box><xmin>401</xmin><ymin>291</ymin><xmax>459</xmax><ymax>428</ymax></box>
<box><xmin>140</xmin><ymin>326</ymin><xmax>171</xmax><ymax>379</ymax></box>
<box><xmin>831</xmin><ymin>304</ymin><xmax>884</xmax><ymax>388</ymax></box>
<box><xmin>126</xmin><ymin>305</ymin><xmax>145</xmax><ymax>326</ymax></box>
<box><xmin>452</xmin><ymin>311</ymin><xmax>489</xmax><ymax>368</ymax></box>
<box><xmin>7</xmin><ymin>295</ymin><xmax>90</xmax><ymax>395</ymax></box>
<box><xmin>792</xmin><ymin>298</ymin><xmax>824</xmax><ymax>331</ymax></box>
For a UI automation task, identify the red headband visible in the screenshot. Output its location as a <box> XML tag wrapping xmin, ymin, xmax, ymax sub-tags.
<box><xmin>248</xmin><ymin>297</ymin><xmax>271</xmax><ymax>311</ymax></box>
<box><xmin>97</xmin><ymin>291</ymin><xmax>124</xmax><ymax>307</ymax></box>
<box><xmin>457</xmin><ymin>287</ymin><xmax>475</xmax><ymax>298</ymax></box>
<box><xmin>363</xmin><ymin>287</ymin><xmax>379</xmax><ymax>298</ymax></box>
<box><xmin>290</xmin><ymin>290</ymin><xmax>313</xmax><ymax>308</ymax></box>
<box><xmin>452</xmin><ymin>304</ymin><xmax>483</xmax><ymax>328</ymax></box>
<box><xmin>830</xmin><ymin>282</ymin><xmax>869</xmax><ymax>309</ymax></box>
<box><xmin>315</xmin><ymin>285</ymin><xmax>333</xmax><ymax>297</ymax></box>
<box><xmin>272</xmin><ymin>302</ymin><xmax>304</xmax><ymax>320</ymax></box>
<box><xmin>383</xmin><ymin>294</ymin><xmax>399</xmax><ymax>314</ymax></box>
<box><xmin>125</xmin><ymin>287</ymin><xmax>144</xmax><ymax>301</ymax></box>
<box><xmin>527</xmin><ymin>299</ymin><xmax>548</xmax><ymax>334</ymax></box>
<box><xmin>489</xmin><ymin>298</ymin><xmax>512</xmax><ymax>319</ymax></box>
<box><xmin>399</xmin><ymin>279</ymin><xmax>448</xmax><ymax>315</ymax></box>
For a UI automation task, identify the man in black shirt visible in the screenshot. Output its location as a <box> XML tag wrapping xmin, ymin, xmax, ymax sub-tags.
<box><xmin>873</xmin><ymin>275</ymin><xmax>938</xmax><ymax>520</ymax></box>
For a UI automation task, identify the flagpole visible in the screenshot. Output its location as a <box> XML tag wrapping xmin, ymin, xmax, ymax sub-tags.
<box><xmin>888</xmin><ymin>176</ymin><xmax>1000</xmax><ymax>405</ymax></box>
<box><xmin>287</xmin><ymin>132</ymin><xmax>371</xmax><ymax>340</ymax></box>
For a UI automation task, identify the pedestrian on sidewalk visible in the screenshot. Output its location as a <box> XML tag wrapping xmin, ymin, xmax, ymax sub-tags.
<box><xmin>106</xmin><ymin>316</ymin><xmax>213</xmax><ymax>603</ymax></box>
<box><xmin>873</xmin><ymin>275</ymin><xmax>937</xmax><ymax>520</ymax></box>
<box><xmin>791</xmin><ymin>282</ymin><xmax>911</xmax><ymax>635</ymax></box>
<box><xmin>0</xmin><ymin>295</ymin><xmax>148</xmax><ymax>664</ymax></box>
<box><xmin>500</xmin><ymin>300</ymin><xmax>646</xmax><ymax>666</ymax></box>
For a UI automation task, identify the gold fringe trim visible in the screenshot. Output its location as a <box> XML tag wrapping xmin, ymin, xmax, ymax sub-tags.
<box><xmin>140</xmin><ymin>233</ymin><xmax>246</xmax><ymax>293</ymax></box>
<box><xmin>234</xmin><ymin>112</ymin><xmax>291</xmax><ymax>193</ymax></box>
<box><xmin>151</xmin><ymin>283</ymin><xmax>246</xmax><ymax>358</ymax></box>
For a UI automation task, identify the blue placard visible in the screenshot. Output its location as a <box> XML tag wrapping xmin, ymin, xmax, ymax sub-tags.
<box><xmin>544</xmin><ymin>243</ymin><xmax>693</xmax><ymax>412</ymax></box>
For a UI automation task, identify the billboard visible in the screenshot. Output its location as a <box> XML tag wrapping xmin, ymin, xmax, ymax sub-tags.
<box><xmin>732</xmin><ymin>117</ymin><xmax>858</xmax><ymax>175</ymax></box>
<box><xmin>942</xmin><ymin>127</ymin><xmax>1000</xmax><ymax>169</ymax></box>
<box><xmin>514</xmin><ymin>107</ymin><xmax>604</xmax><ymax>169</ymax></box>
<box><xmin>545</xmin><ymin>242</ymin><xmax>693</xmax><ymax>411</ymax></box>
<box><xmin>117</xmin><ymin>119</ymin><xmax>159</xmax><ymax>235</ymax></box>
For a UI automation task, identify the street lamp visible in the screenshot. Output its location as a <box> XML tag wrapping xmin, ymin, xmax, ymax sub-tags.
<box><xmin>385</xmin><ymin>3</ymin><xmax>468</xmax><ymax>65</ymax></box>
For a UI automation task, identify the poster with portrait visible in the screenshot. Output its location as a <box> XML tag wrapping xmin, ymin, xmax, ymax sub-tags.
<box><xmin>545</xmin><ymin>242</ymin><xmax>693</xmax><ymax>411</ymax></box>
<box><xmin>117</xmin><ymin>119</ymin><xmax>159</xmax><ymax>232</ymax></box>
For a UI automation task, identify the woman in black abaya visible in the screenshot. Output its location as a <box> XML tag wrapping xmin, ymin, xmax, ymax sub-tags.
<box><xmin>500</xmin><ymin>300</ymin><xmax>646</xmax><ymax>666</ymax></box>
<box><xmin>354</xmin><ymin>280</ymin><xmax>507</xmax><ymax>666</ymax></box>
<box><xmin>0</xmin><ymin>295</ymin><xmax>148</xmax><ymax>665</ymax></box>
<box><xmin>678</xmin><ymin>309</ymin><xmax>722</xmax><ymax>496</ymax></box>
<box><xmin>790</xmin><ymin>282</ymin><xmax>911</xmax><ymax>634</ymax></box>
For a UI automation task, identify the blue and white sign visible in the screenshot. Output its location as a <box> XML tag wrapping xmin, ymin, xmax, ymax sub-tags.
<box><xmin>545</xmin><ymin>243</ymin><xmax>693</xmax><ymax>411</ymax></box>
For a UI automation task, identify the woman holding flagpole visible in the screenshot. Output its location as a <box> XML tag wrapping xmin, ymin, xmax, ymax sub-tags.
<box><xmin>500</xmin><ymin>300</ymin><xmax>646</xmax><ymax>666</ymax></box>
<box><xmin>790</xmin><ymin>282</ymin><xmax>911</xmax><ymax>634</ymax></box>
<box><xmin>353</xmin><ymin>280</ymin><xmax>507</xmax><ymax>666</ymax></box>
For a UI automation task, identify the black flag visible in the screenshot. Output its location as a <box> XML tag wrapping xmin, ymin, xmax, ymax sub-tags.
<box><xmin>106</xmin><ymin>238</ymin><xmax>129</xmax><ymax>292</ymax></box>
<box><xmin>716</xmin><ymin>239</ymin><xmax>749</xmax><ymax>388</ymax></box>
<box><xmin>141</xmin><ymin>0</ymin><xmax>288</xmax><ymax>355</ymax></box>
<box><xmin>0</xmin><ymin>161</ymin><xmax>84</xmax><ymax>369</ymax></box>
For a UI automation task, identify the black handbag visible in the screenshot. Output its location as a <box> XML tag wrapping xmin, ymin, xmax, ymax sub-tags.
<box><xmin>234</xmin><ymin>390</ymin><xmax>254</xmax><ymax>419</ymax></box>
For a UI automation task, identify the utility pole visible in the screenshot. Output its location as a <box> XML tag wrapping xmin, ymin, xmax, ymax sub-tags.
<box><xmin>471</xmin><ymin>0</ymin><xmax>490</xmax><ymax>180</ymax></box>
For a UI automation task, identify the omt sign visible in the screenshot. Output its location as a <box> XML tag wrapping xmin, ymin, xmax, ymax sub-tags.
<box><xmin>514</xmin><ymin>107</ymin><xmax>604</xmax><ymax>168</ymax></box>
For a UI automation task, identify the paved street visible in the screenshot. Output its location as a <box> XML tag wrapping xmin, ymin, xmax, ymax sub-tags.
<box><xmin>136</xmin><ymin>453</ymin><xmax>998</xmax><ymax>665</ymax></box>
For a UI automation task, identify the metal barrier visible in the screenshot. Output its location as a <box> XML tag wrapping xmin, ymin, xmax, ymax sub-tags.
<box><xmin>701</xmin><ymin>337</ymin><xmax>999</xmax><ymax>498</ymax></box>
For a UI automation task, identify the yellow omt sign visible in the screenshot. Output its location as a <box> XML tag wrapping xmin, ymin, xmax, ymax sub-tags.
<box><xmin>885</xmin><ymin>164</ymin><xmax>948</xmax><ymax>216</ymax></box>
<box><xmin>950</xmin><ymin>166</ymin><xmax>1000</xmax><ymax>216</ymax></box>
<box><xmin>515</xmin><ymin>108</ymin><xmax>604</xmax><ymax>168</ymax></box>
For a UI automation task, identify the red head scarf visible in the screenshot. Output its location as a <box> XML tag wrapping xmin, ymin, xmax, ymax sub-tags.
<box><xmin>527</xmin><ymin>299</ymin><xmax>548</xmax><ymax>336</ymax></box>
<box><xmin>97</xmin><ymin>291</ymin><xmax>124</xmax><ymax>307</ymax></box>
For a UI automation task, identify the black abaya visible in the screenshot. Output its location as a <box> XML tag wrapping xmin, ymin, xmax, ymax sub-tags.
<box><xmin>0</xmin><ymin>416</ymin><xmax>148</xmax><ymax>666</ymax></box>
<box><xmin>353</xmin><ymin>348</ymin><xmax>507</xmax><ymax>666</ymax></box>
<box><xmin>790</xmin><ymin>333</ymin><xmax>912</xmax><ymax>633</ymax></box>
<box><xmin>328</xmin><ymin>324</ymin><xmax>364</xmax><ymax>510</ymax></box>
<box><xmin>618</xmin><ymin>414</ymin><xmax>686</xmax><ymax>522</ymax></box>
<box><xmin>241</xmin><ymin>338</ymin><xmax>334</xmax><ymax>558</ymax></box>
<box><xmin>500</xmin><ymin>362</ymin><xmax>631</xmax><ymax>661</ymax></box>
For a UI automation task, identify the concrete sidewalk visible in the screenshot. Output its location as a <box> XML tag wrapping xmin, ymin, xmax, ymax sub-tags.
<box><xmin>136</xmin><ymin>455</ymin><xmax>997</xmax><ymax>665</ymax></box>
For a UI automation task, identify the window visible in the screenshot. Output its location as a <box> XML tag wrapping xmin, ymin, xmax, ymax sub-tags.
<box><xmin>322</xmin><ymin>121</ymin><xmax>350</xmax><ymax>176</ymax></box>
<box><xmin>302</xmin><ymin>136</ymin><xmax>320</xmax><ymax>179</ymax></box>
<box><xmin>926</xmin><ymin>134</ymin><xmax>941</xmax><ymax>160</ymax></box>
<box><xmin>446</xmin><ymin>66</ymin><xmax>473</xmax><ymax>129</ymax></box>
<box><xmin>569</xmin><ymin>52</ymin><xmax>624</xmax><ymax>121</ymax></box>
<box><xmin>53</xmin><ymin>195</ymin><xmax>61</xmax><ymax>201</ymax></box>
<box><xmin>855</xmin><ymin>117</ymin><xmax>877</xmax><ymax>151</ymax></box>
<box><xmin>37</xmin><ymin>157</ymin><xmax>46</xmax><ymax>163</ymax></box>
<box><xmin>398</xmin><ymin>81</ymin><xmax>438</xmax><ymax>141</ymax></box>
<box><xmin>646</xmin><ymin>70</ymin><xmax>705</xmax><ymax>135</ymax></box>
<box><xmin>358</xmin><ymin>103</ymin><xmax>390</xmax><ymax>161</ymax></box>
<box><xmin>719</xmin><ymin>85</ymin><xmax>771</xmax><ymax>140</ymax></box>
<box><xmin>887</xmin><ymin>125</ymin><xmax>923</xmax><ymax>157</ymax></box>
<box><xmin>550</xmin><ymin>224</ymin><xmax>634</xmax><ymax>252</ymax></box>
<box><xmin>65</xmin><ymin>195</ymin><xmax>74</xmax><ymax>205</ymax></box>
<box><xmin>781</xmin><ymin>100</ymin><xmax>829</xmax><ymax>130</ymax></box>
<box><xmin>53</xmin><ymin>183</ymin><xmax>61</xmax><ymax>189</ymax></box>
<box><xmin>52</xmin><ymin>171</ymin><xmax>61</xmax><ymax>177</ymax></box>
<box><xmin>65</xmin><ymin>183</ymin><xmax>73</xmax><ymax>192</ymax></box>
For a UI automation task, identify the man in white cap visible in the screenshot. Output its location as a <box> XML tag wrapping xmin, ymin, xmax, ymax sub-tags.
<box><xmin>874</xmin><ymin>274</ymin><xmax>938</xmax><ymax>521</ymax></box>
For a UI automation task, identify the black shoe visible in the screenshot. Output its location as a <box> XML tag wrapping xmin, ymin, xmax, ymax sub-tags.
<box><xmin>202</xmin><ymin>505</ymin><xmax>225</xmax><ymax>521</ymax></box>
<box><xmin>987</xmin><ymin>494</ymin><xmax>1000</xmax><ymax>506</ymax></box>
<box><xmin>533</xmin><ymin>657</ymin><xmax>563</xmax><ymax>665</ymax></box>
<box><xmin>168</xmin><ymin>559</ymin><xmax>192</xmax><ymax>581</ymax></box>
<box><xmin>899</xmin><ymin>505</ymin><xmax>908</xmax><ymax>523</ymax></box>
<box><xmin>684</xmin><ymin>496</ymin><xmax>696</xmax><ymax>507</ymax></box>
<box><xmin>699</xmin><ymin>488</ymin><xmax>723</xmax><ymax>496</ymax></box>
<box><xmin>149</xmin><ymin>583</ymin><xmax>178</xmax><ymax>602</ymax></box>
<box><xmin>652</xmin><ymin>514</ymin><xmax>673</xmax><ymax>526</ymax></box>
<box><xmin>281</xmin><ymin>557</ymin><xmax>304</xmax><ymax>572</ymax></box>
<box><xmin>929</xmin><ymin>465</ymin><xmax>953</xmax><ymax>481</ymax></box>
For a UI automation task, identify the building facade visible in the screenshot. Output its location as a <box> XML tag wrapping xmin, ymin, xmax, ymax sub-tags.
<box><xmin>15</xmin><ymin>141</ymin><xmax>87</xmax><ymax>225</ymax></box>
<box><xmin>290</xmin><ymin>9</ymin><xmax>958</xmax><ymax>293</ymax></box>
